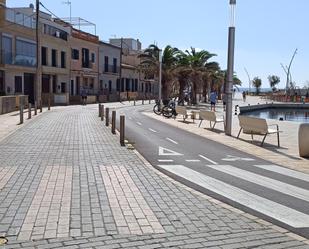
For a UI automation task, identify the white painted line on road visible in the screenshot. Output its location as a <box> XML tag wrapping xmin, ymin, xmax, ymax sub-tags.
<box><xmin>157</xmin><ymin>164</ymin><xmax>309</xmax><ymax>228</ymax></box>
<box><xmin>205</xmin><ymin>164</ymin><xmax>309</xmax><ymax>203</ymax></box>
<box><xmin>136</xmin><ymin>122</ymin><xmax>142</xmax><ymax>126</ymax></box>
<box><xmin>222</xmin><ymin>155</ymin><xmax>255</xmax><ymax>162</ymax></box>
<box><xmin>149</xmin><ymin>128</ymin><xmax>157</xmax><ymax>133</ymax></box>
<box><xmin>159</xmin><ymin>146</ymin><xmax>183</xmax><ymax>156</ymax></box>
<box><xmin>186</xmin><ymin>160</ymin><xmax>201</xmax><ymax>162</ymax></box>
<box><xmin>254</xmin><ymin>165</ymin><xmax>309</xmax><ymax>183</ymax></box>
<box><xmin>199</xmin><ymin>155</ymin><xmax>218</xmax><ymax>165</ymax></box>
<box><xmin>166</xmin><ymin>137</ymin><xmax>178</xmax><ymax>144</ymax></box>
<box><xmin>158</xmin><ymin>159</ymin><xmax>174</xmax><ymax>162</ymax></box>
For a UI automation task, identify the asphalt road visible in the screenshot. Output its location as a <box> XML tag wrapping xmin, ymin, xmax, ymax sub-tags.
<box><xmin>116</xmin><ymin>104</ymin><xmax>309</xmax><ymax>238</ymax></box>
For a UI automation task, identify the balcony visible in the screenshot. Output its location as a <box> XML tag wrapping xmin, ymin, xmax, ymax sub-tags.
<box><xmin>104</xmin><ymin>65</ymin><xmax>120</xmax><ymax>74</ymax></box>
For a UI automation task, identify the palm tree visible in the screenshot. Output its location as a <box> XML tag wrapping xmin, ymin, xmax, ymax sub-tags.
<box><xmin>176</xmin><ymin>47</ymin><xmax>217</xmax><ymax>104</ymax></box>
<box><xmin>252</xmin><ymin>77</ymin><xmax>262</xmax><ymax>95</ymax></box>
<box><xmin>139</xmin><ymin>45</ymin><xmax>179</xmax><ymax>100</ymax></box>
<box><xmin>268</xmin><ymin>75</ymin><xmax>280</xmax><ymax>92</ymax></box>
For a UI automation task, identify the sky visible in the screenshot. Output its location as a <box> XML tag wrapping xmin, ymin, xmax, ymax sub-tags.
<box><xmin>7</xmin><ymin>0</ymin><xmax>309</xmax><ymax>89</ymax></box>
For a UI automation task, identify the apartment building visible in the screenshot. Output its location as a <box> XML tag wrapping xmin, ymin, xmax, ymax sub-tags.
<box><xmin>98</xmin><ymin>41</ymin><xmax>120</xmax><ymax>102</ymax></box>
<box><xmin>70</xmin><ymin>28</ymin><xmax>99</xmax><ymax>104</ymax></box>
<box><xmin>40</xmin><ymin>12</ymin><xmax>71</xmax><ymax>105</ymax></box>
<box><xmin>110</xmin><ymin>38</ymin><xmax>158</xmax><ymax>101</ymax></box>
<box><xmin>0</xmin><ymin>1</ymin><xmax>37</xmax><ymax>103</ymax></box>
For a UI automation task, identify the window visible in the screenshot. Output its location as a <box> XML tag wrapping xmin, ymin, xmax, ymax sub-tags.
<box><xmin>113</xmin><ymin>58</ymin><xmax>117</xmax><ymax>73</ymax></box>
<box><xmin>42</xmin><ymin>74</ymin><xmax>50</xmax><ymax>93</ymax></box>
<box><xmin>15</xmin><ymin>39</ymin><xmax>36</xmax><ymax>67</ymax></box>
<box><xmin>71</xmin><ymin>49</ymin><xmax>79</xmax><ymax>60</ymax></box>
<box><xmin>108</xmin><ymin>80</ymin><xmax>112</xmax><ymax>93</ymax></box>
<box><xmin>43</xmin><ymin>24</ymin><xmax>68</xmax><ymax>41</ymax></box>
<box><xmin>126</xmin><ymin>78</ymin><xmax>130</xmax><ymax>91</ymax></box>
<box><xmin>51</xmin><ymin>49</ymin><xmax>57</xmax><ymax>67</ymax></box>
<box><xmin>2</xmin><ymin>36</ymin><xmax>12</xmax><ymax>64</ymax></box>
<box><xmin>15</xmin><ymin>76</ymin><xmax>22</xmax><ymax>93</ymax></box>
<box><xmin>121</xmin><ymin>78</ymin><xmax>124</xmax><ymax>92</ymax></box>
<box><xmin>41</xmin><ymin>47</ymin><xmax>47</xmax><ymax>66</ymax></box>
<box><xmin>91</xmin><ymin>53</ymin><xmax>95</xmax><ymax>63</ymax></box>
<box><xmin>61</xmin><ymin>51</ymin><xmax>66</xmax><ymax>68</ymax></box>
<box><xmin>61</xmin><ymin>82</ymin><xmax>66</xmax><ymax>93</ymax></box>
<box><xmin>116</xmin><ymin>79</ymin><xmax>120</xmax><ymax>91</ymax></box>
<box><xmin>82</xmin><ymin>48</ymin><xmax>90</xmax><ymax>68</ymax></box>
<box><xmin>135</xmin><ymin>79</ymin><xmax>138</xmax><ymax>92</ymax></box>
<box><xmin>104</xmin><ymin>56</ymin><xmax>108</xmax><ymax>72</ymax></box>
<box><xmin>0</xmin><ymin>71</ymin><xmax>4</xmax><ymax>94</ymax></box>
<box><xmin>131</xmin><ymin>80</ymin><xmax>134</xmax><ymax>92</ymax></box>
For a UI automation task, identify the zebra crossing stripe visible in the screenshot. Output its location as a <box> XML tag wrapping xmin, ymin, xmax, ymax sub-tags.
<box><xmin>204</xmin><ymin>164</ymin><xmax>309</xmax><ymax>203</ymax></box>
<box><xmin>157</xmin><ymin>164</ymin><xmax>309</xmax><ymax>228</ymax></box>
<box><xmin>254</xmin><ymin>165</ymin><xmax>309</xmax><ymax>183</ymax></box>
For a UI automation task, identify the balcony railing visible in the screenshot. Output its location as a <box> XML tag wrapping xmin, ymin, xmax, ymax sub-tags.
<box><xmin>104</xmin><ymin>65</ymin><xmax>120</xmax><ymax>74</ymax></box>
<box><xmin>5</xmin><ymin>9</ymin><xmax>36</xmax><ymax>29</ymax></box>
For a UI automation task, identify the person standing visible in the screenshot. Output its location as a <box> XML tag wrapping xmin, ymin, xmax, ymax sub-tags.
<box><xmin>210</xmin><ymin>90</ymin><xmax>217</xmax><ymax>111</ymax></box>
<box><xmin>81</xmin><ymin>88</ymin><xmax>87</xmax><ymax>105</ymax></box>
<box><xmin>242</xmin><ymin>91</ymin><xmax>246</xmax><ymax>102</ymax></box>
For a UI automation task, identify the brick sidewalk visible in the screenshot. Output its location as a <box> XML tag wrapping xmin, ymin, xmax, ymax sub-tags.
<box><xmin>0</xmin><ymin>105</ymin><xmax>308</xmax><ymax>248</ymax></box>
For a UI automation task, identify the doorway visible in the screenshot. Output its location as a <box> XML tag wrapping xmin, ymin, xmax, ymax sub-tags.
<box><xmin>24</xmin><ymin>73</ymin><xmax>35</xmax><ymax>104</ymax></box>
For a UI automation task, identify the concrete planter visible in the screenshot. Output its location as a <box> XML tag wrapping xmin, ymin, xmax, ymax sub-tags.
<box><xmin>299</xmin><ymin>123</ymin><xmax>309</xmax><ymax>158</ymax></box>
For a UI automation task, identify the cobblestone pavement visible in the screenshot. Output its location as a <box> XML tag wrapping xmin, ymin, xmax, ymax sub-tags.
<box><xmin>0</xmin><ymin>105</ymin><xmax>308</xmax><ymax>248</ymax></box>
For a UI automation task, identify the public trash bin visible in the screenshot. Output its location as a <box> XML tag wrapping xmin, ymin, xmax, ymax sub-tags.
<box><xmin>299</xmin><ymin>123</ymin><xmax>309</xmax><ymax>158</ymax></box>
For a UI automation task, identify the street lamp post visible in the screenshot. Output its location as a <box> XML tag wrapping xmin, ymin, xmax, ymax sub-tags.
<box><xmin>225</xmin><ymin>0</ymin><xmax>236</xmax><ymax>136</ymax></box>
<box><xmin>158</xmin><ymin>49</ymin><xmax>162</xmax><ymax>105</ymax></box>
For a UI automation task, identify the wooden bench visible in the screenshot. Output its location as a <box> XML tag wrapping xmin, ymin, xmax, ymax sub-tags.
<box><xmin>176</xmin><ymin>106</ymin><xmax>193</xmax><ymax>122</ymax></box>
<box><xmin>198</xmin><ymin>110</ymin><xmax>224</xmax><ymax>130</ymax></box>
<box><xmin>237</xmin><ymin>115</ymin><xmax>281</xmax><ymax>147</ymax></box>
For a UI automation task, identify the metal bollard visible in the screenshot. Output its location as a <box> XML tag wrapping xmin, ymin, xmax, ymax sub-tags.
<box><xmin>120</xmin><ymin>115</ymin><xmax>125</xmax><ymax>146</ymax></box>
<box><xmin>112</xmin><ymin>111</ymin><xmax>116</xmax><ymax>134</ymax></box>
<box><xmin>134</xmin><ymin>99</ymin><xmax>136</xmax><ymax>106</ymax></box>
<box><xmin>105</xmin><ymin>107</ymin><xmax>109</xmax><ymax>126</ymax></box>
<box><xmin>19</xmin><ymin>105</ymin><xmax>24</xmax><ymax>124</ymax></box>
<box><xmin>28</xmin><ymin>103</ymin><xmax>32</xmax><ymax>119</ymax></box>
<box><xmin>98</xmin><ymin>103</ymin><xmax>102</xmax><ymax>117</ymax></box>
<box><xmin>48</xmin><ymin>95</ymin><xmax>51</xmax><ymax>110</ymax></box>
<box><xmin>40</xmin><ymin>100</ymin><xmax>42</xmax><ymax>113</ymax></box>
<box><xmin>101</xmin><ymin>105</ymin><xmax>104</xmax><ymax>121</ymax></box>
<box><xmin>142</xmin><ymin>99</ymin><xmax>144</xmax><ymax>105</ymax></box>
<box><xmin>34</xmin><ymin>101</ymin><xmax>37</xmax><ymax>116</ymax></box>
<box><xmin>149</xmin><ymin>97</ymin><xmax>151</xmax><ymax>104</ymax></box>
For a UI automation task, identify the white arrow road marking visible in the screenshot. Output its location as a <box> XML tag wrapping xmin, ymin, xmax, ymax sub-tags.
<box><xmin>157</xmin><ymin>165</ymin><xmax>309</xmax><ymax>228</ymax></box>
<box><xmin>205</xmin><ymin>164</ymin><xmax>309</xmax><ymax>203</ymax></box>
<box><xmin>254</xmin><ymin>165</ymin><xmax>309</xmax><ymax>183</ymax></box>
<box><xmin>199</xmin><ymin>155</ymin><xmax>218</xmax><ymax>165</ymax></box>
<box><xmin>158</xmin><ymin>146</ymin><xmax>183</xmax><ymax>156</ymax></box>
<box><xmin>166</xmin><ymin>137</ymin><xmax>178</xmax><ymax>144</ymax></box>
<box><xmin>158</xmin><ymin>159</ymin><xmax>174</xmax><ymax>162</ymax></box>
<box><xmin>136</xmin><ymin>122</ymin><xmax>142</xmax><ymax>126</ymax></box>
<box><xmin>149</xmin><ymin>128</ymin><xmax>157</xmax><ymax>133</ymax></box>
<box><xmin>222</xmin><ymin>155</ymin><xmax>255</xmax><ymax>162</ymax></box>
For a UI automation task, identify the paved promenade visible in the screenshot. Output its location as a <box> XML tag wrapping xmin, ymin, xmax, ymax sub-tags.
<box><xmin>0</xmin><ymin>103</ymin><xmax>308</xmax><ymax>248</ymax></box>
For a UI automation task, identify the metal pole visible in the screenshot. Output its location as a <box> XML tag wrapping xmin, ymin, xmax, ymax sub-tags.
<box><xmin>111</xmin><ymin>111</ymin><xmax>116</xmax><ymax>134</ymax></box>
<box><xmin>120</xmin><ymin>115</ymin><xmax>125</xmax><ymax>146</ymax></box>
<box><xmin>19</xmin><ymin>105</ymin><xmax>24</xmax><ymax>124</ymax></box>
<box><xmin>48</xmin><ymin>94</ymin><xmax>51</xmax><ymax>110</ymax></box>
<box><xmin>118</xmin><ymin>38</ymin><xmax>123</xmax><ymax>102</ymax></box>
<box><xmin>101</xmin><ymin>105</ymin><xmax>104</xmax><ymax>121</ymax></box>
<box><xmin>98</xmin><ymin>103</ymin><xmax>101</xmax><ymax>117</ymax></box>
<box><xmin>40</xmin><ymin>100</ymin><xmax>42</xmax><ymax>112</ymax></box>
<box><xmin>225</xmin><ymin>27</ymin><xmax>235</xmax><ymax>136</ymax></box>
<box><xmin>28</xmin><ymin>103</ymin><xmax>32</xmax><ymax>119</ymax></box>
<box><xmin>34</xmin><ymin>101</ymin><xmax>37</xmax><ymax>115</ymax></box>
<box><xmin>105</xmin><ymin>107</ymin><xmax>109</xmax><ymax>126</ymax></box>
<box><xmin>159</xmin><ymin>53</ymin><xmax>162</xmax><ymax>104</ymax></box>
<box><xmin>35</xmin><ymin>0</ymin><xmax>42</xmax><ymax>106</ymax></box>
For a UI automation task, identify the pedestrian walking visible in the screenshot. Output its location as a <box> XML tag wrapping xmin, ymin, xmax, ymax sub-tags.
<box><xmin>81</xmin><ymin>88</ymin><xmax>87</xmax><ymax>105</ymax></box>
<box><xmin>242</xmin><ymin>91</ymin><xmax>246</xmax><ymax>102</ymax></box>
<box><xmin>210</xmin><ymin>90</ymin><xmax>217</xmax><ymax>111</ymax></box>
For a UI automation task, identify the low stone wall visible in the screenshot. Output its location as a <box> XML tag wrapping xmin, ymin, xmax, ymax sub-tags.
<box><xmin>240</xmin><ymin>103</ymin><xmax>309</xmax><ymax>114</ymax></box>
<box><xmin>0</xmin><ymin>95</ymin><xmax>29</xmax><ymax>114</ymax></box>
